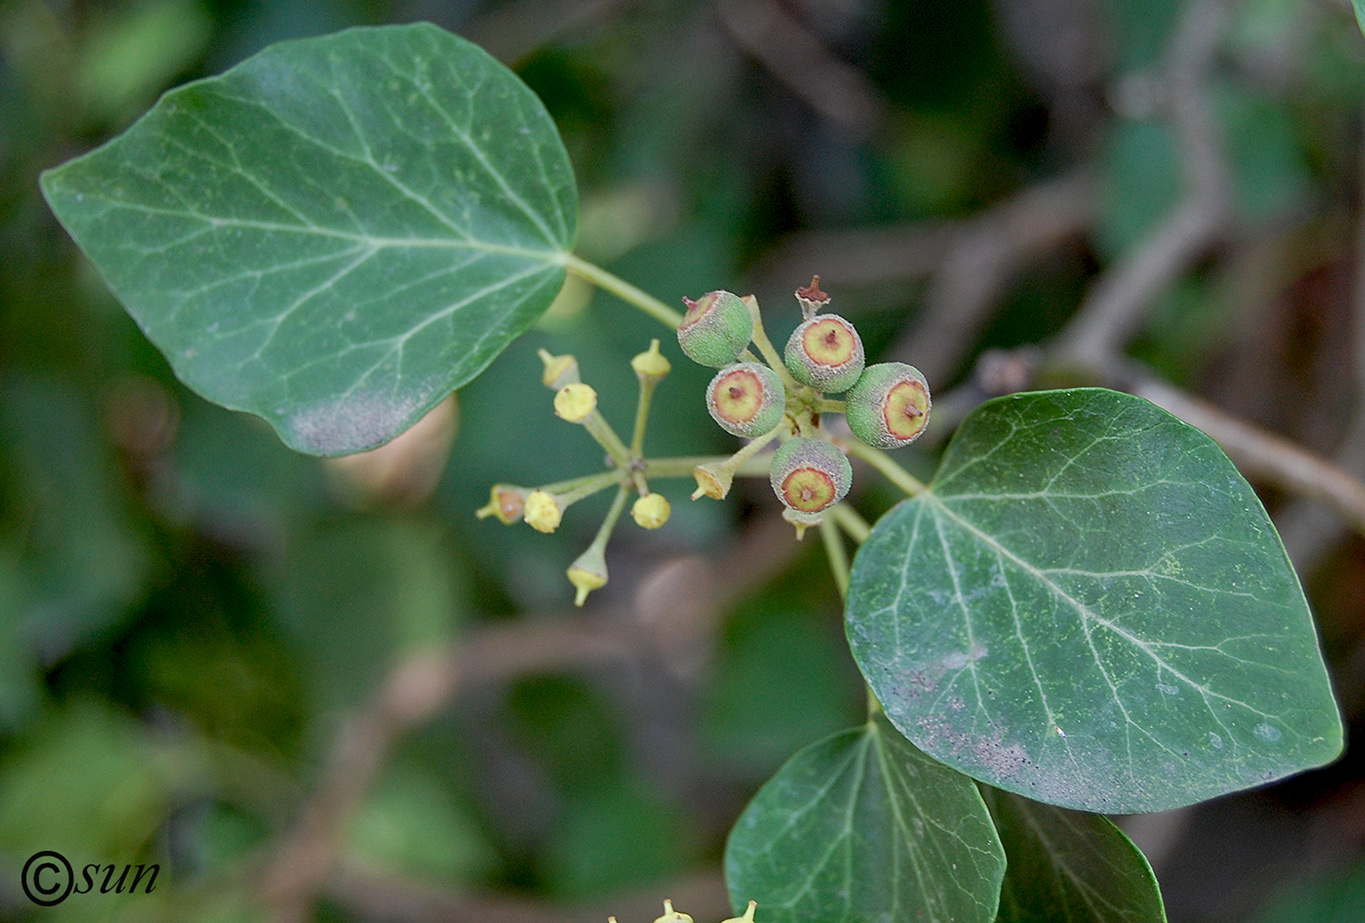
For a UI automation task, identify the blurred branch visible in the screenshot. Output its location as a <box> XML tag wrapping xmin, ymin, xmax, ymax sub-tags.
<box><xmin>1057</xmin><ymin>0</ymin><xmax>1234</xmax><ymax>366</ymax></box>
<box><xmin>714</xmin><ymin>0</ymin><xmax>891</xmax><ymax>141</ymax></box>
<box><xmin>464</xmin><ymin>0</ymin><xmax>630</xmax><ymax>64</ymax></box>
<box><xmin>256</xmin><ymin>512</ymin><xmax>805</xmax><ymax>922</ymax></box>
<box><xmin>892</xmin><ymin>170</ymin><xmax>1096</xmax><ymax>383</ymax></box>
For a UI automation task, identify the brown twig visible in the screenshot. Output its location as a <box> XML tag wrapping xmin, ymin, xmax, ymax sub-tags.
<box><xmin>1057</xmin><ymin>0</ymin><xmax>1233</xmax><ymax>366</ymax></box>
<box><xmin>714</xmin><ymin>0</ymin><xmax>891</xmax><ymax>141</ymax></box>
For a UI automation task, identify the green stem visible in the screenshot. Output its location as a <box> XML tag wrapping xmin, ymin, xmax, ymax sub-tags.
<box><xmin>816</xmin><ymin>399</ymin><xmax>846</xmax><ymax>414</ymax></box>
<box><xmin>557</xmin><ymin>470</ymin><xmax>628</xmax><ymax>507</ymax></box>
<box><xmin>584</xmin><ymin>411</ymin><xmax>633</xmax><ymax>467</ymax></box>
<box><xmin>565</xmin><ymin>254</ymin><xmax>684</xmax><ymax>328</ymax></box>
<box><xmin>588</xmin><ymin>483</ymin><xmax>632</xmax><ymax>555</ymax></box>
<box><xmin>830</xmin><ymin>502</ymin><xmax>871</xmax><ymax>543</ymax></box>
<box><xmin>542</xmin><ymin>469</ymin><xmax>626</xmax><ymax>496</ymax></box>
<box><xmin>643</xmin><ymin>454</ymin><xmax>773</xmax><ymax>478</ymax></box>
<box><xmin>838</xmin><ymin>438</ymin><xmax>928</xmax><ymax>497</ymax></box>
<box><xmin>820</xmin><ymin>517</ymin><xmax>849</xmax><ymax>600</ymax></box>
<box><xmin>744</xmin><ymin>296</ymin><xmax>804</xmax><ymax>394</ymax></box>
<box><xmin>630</xmin><ymin>379</ymin><xmax>657</xmax><ymax>458</ymax></box>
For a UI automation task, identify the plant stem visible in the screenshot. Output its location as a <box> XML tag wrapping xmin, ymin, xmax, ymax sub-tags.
<box><xmin>816</xmin><ymin>399</ymin><xmax>847</xmax><ymax>414</ymax></box>
<box><xmin>564</xmin><ymin>254</ymin><xmax>684</xmax><ymax>328</ymax></box>
<box><xmin>587</xmin><ymin>483</ymin><xmax>632</xmax><ymax>555</ymax></box>
<box><xmin>820</xmin><ymin>517</ymin><xmax>849</xmax><ymax>600</ymax></box>
<box><xmin>643</xmin><ymin>454</ymin><xmax>773</xmax><ymax>478</ymax></box>
<box><xmin>583</xmin><ymin>411</ymin><xmax>633</xmax><ymax>467</ymax></box>
<box><xmin>542</xmin><ymin>469</ymin><xmax>627</xmax><ymax>496</ymax></box>
<box><xmin>557</xmin><ymin>470</ymin><xmax>628</xmax><ymax>506</ymax></box>
<box><xmin>743</xmin><ymin>295</ymin><xmax>805</xmax><ymax>394</ymax></box>
<box><xmin>830</xmin><ymin>502</ymin><xmax>871</xmax><ymax>543</ymax></box>
<box><xmin>838</xmin><ymin>438</ymin><xmax>928</xmax><ymax>497</ymax></box>
<box><xmin>630</xmin><ymin>378</ymin><xmax>657</xmax><ymax>459</ymax></box>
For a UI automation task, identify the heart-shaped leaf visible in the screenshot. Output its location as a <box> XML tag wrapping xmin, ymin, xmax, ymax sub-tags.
<box><xmin>41</xmin><ymin>23</ymin><xmax>577</xmax><ymax>455</ymax></box>
<box><xmin>846</xmin><ymin>388</ymin><xmax>1342</xmax><ymax>813</ymax></box>
<box><xmin>982</xmin><ymin>787</ymin><xmax>1166</xmax><ymax>923</ymax></box>
<box><xmin>724</xmin><ymin>714</ymin><xmax>1006</xmax><ymax>923</ymax></box>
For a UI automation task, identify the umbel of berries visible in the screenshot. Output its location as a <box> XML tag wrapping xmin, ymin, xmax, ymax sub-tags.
<box><xmin>678</xmin><ymin>290</ymin><xmax>753</xmax><ymax>367</ymax></box>
<box><xmin>770</xmin><ymin>437</ymin><xmax>852</xmax><ymax>519</ymax></box>
<box><xmin>845</xmin><ymin>362</ymin><xmax>931</xmax><ymax>448</ymax></box>
<box><xmin>707</xmin><ymin>362</ymin><xmax>786</xmax><ymax>437</ymax></box>
<box><xmin>784</xmin><ymin>314</ymin><xmax>865</xmax><ymax>393</ymax></box>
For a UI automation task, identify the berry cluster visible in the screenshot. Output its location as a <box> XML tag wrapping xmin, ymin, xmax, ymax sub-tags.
<box><xmin>679</xmin><ymin>277</ymin><xmax>931</xmax><ymax>536</ymax></box>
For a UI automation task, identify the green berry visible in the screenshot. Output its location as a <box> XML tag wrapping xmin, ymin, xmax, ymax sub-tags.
<box><xmin>784</xmin><ymin>314</ymin><xmax>865</xmax><ymax>392</ymax></box>
<box><xmin>770</xmin><ymin>437</ymin><xmax>851</xmax><ymax>516</ymax></box>
<box><xmin>845</xmin><ymin>362</ymin><xmax>931</xmax><ymax>448</ymax></box>
<box><xmin>707</xmin><ymin>362</ymin><xmax>786</xmax><ymax>437</ymax></box>
<box><xmin>678</xmin><ymin>290</ymin><xmax>753</xmax><ymax>367</ymax></box>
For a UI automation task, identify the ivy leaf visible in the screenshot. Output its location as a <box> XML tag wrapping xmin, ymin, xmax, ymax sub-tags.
<box><xmin>846</xmin><ymin>388</ymin><xmax>1342</xmax><ymax>813</ymax></box>
<box><xmin>982</xmin><ymin>787</ymin><xmax>1166</xmax><ymax>923</ymax></box>
<box><xmin>1354</xmin><ymin>1</ymin><xmax>1365</xmax><ymax>41</ymax></box>
<box><xmin>41</xmin><ymin>23</ymin><xmax>577</xmax><ymax>455</ymax></box>
<box><xmin>724</xmin><ymin>714</ymin><xmax>1006</xmax><ymax>923</ymax></box>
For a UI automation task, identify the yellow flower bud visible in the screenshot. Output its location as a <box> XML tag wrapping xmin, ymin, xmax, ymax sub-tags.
<box><xmin>691</xmin><ymin>462</ymin><xmax>733</xmax><ymax>500</ymax></box>
<box><xmin>720</xmin><ymin>901</ymin><xmax>758</xmax><ymax>923</ymax></box>
<box><xmin>631</xmin><ymin>493</ymin><xmax>671</xmax><ymax>529</ymax></box>
<box><xmin>538</xmin><ymin>348</ymin><xmax>580</xmax><ymax>389</ymax></box>
<box><xmin>524</xmin><ymin>490</ymin><xmax>563</xmax><ymax>533</ymax></box>
<box><xmin>653</xmin><ymin>900</ymin><xmax>694</xmax><ymax>923</ymax></box>
<box><xmin>567</xmin><ymin>546</ymin><xmax>608</xmax><ymax>606</ymax></box>
<box><xmin>476</xmin><ymin>484</ymin><xmax>527</xmax><ymax>524</ymax></box>
<box><xmin>631</xmin><ymin>338</ymin><xmax>672</xmax><ymax>380</ymax></box>
<box><xmin>554</xmin><ymin>383</ymin><xmax>598</xmax><ymax>422</ymax></box>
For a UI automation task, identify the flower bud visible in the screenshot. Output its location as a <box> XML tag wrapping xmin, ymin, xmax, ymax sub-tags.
<box><xmin>554</xmin><ymin>383</ymin><xmax>597</xmax><ymax>422</ymax></box>
<box><xmin>845</xmin><ymin>362</ymin><xmax>931</xmax><ymax>448</ymax></box>
<box><xmin>707</xmin><ymin>362</ymin><xmax>786</xmax><ymax>437</ymax></box>
<box><xmin>631</xmin><ymin>338</ymin><xmax>672</xmax><ymax>381</ymax></box>
<box><xmin>538</xmin><ymin>349</ymin><xmax>580</xmax><ymax>390</ymax></box>
<box><xmin>567</xmin><ymin>545</ymin><xmax>608</xmax><ymax>606</ymax></box>
<box><xmin>524</xmin><ymin>489</ymin><xmax>564</xmax><ymax>533</ymax></box>
<box><xmin>677</xmin><ymin>290</ymin><xmax>754</xmax><ymax>367</ymax></box>
<box><xmin>631</xmin><ymin>493</ymin><xmax>671</xmax><ymax>529</ymax></box>
<box><xmin>691</xmin><ymin>461</ymin><xmax>733</xmax><ymax>500</ymax></box>
<box><xmin>721</xmin><ymin>901</ymin><xmax>759</xmax><ymax>923</ymax></box>
<box><xmin>476</xmin><ymin>484</ymin><xmax>528</xmax><ymax>524</ymax></box>
<box><xmin>653</xmin><ymin>900</ymin><xmax>694</xmax><ymax>923</ymax></box>
<box><xmin>770</xmin><ymin>437</ymin><xmax>851</xmax><ymax>517</ymax></box>
<box><xmin>784</xmin><ymin>314</ymin><xmax>865</xmax><ymax>393</ymax></box>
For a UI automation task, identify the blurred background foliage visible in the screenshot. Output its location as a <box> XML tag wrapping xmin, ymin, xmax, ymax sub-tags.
<box><xmin>2</xmin><ymin>0</ymin><xmax>1365</xmax><ymax>921</ymax></box>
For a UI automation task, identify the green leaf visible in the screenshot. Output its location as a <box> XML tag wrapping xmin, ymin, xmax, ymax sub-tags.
<box><xmin>846</xmin><ymin>388</ymin><xmax>1342</xmax><ymax>813</ymax></box>
<box><xmin>1353</xmin><ymin>0</ymin><xmax>1365</xmax><ymax>41</ymax></box>
<box><xmin>982</xmin><ymin>787</ymin><xmax>1166</xmax><ymax>923</ymax></box>
<box><xmin>41</xmin><ymin>23</ymin><xmax>577</xmax><ymax>455</ymax></box>
<box><xmin>724</xmin><ymin>714</ymin><xmax>1006</xmax><ymax>923</ymax></box>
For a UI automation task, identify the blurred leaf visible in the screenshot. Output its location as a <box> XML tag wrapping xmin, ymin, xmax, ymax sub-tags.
<box><xmin>983</xmin><ymin>787</ymin><xmax>1166</xmax><ymax>923</ymax></box>
<box><xmin>1218</xmin><ymin>83</ymin><xmax>1312</xmax><ymax>223</ymax></box>
<box><xmin>542</xmin><ymin>784</ymin><xmax>699</xmax><ymax>899</ymax></box>
<box><xmin>0</xmin><ymin>375</ymin><xmax>153</xmax><ymax>657</ymax></box>
<box><xmin>345</xmin><ymin>758</ymin><xmax>496</xmax><ymax>883</ymax></box>
<box><xmin>1108</xmin><ymin>0</ymin><xmax>1184</xmax><ymax>68</ymax></box>
<box><xmin>1257</xmin><ymin>862</ymin><xmax>1365</xmax><ymax>923</ymax></box>
<box><xmin>505</xmin><ymin>675</ymin><xmax>623</xmax><ymax>796</ymax></box>
<box><xmin>701</xmin><ymin>567</ymin><xmax>864</xmax><ymax>781</ymax></box>
<box><xmin>76</xmin><ymin>0</ymin><xmax>213</xmax><ymax>125</ymax></box>
<box><xmin>1097</xmin><ymin>120</ymin><xmax>1180</xmax><ymax>259</ymax></box>
<box><xmin>273</xmin><ymin>515</ymin><xmax>462</xmax><ymax>712</ymax></box>
<box><xmin>724</xmin><ymin>714</ymin><xmax>1005</xmax><ymax>923</ymax></box>
<box><xmin>0</xmin><ymin>702</ymin><xmax>190</xmax><ymax>859</ymax></box>
<box><xmin>1353</xmin><ymin>0</ymin><xmax>1365</xmax><ymax>42</ymax></box>
<box><xmin>42</xmin><ymin>23</ymin><xmax>578</xmax><ymax>455</ymax></box>
<box><xmin>846</xmin><ymin>389</ymin><xmax>1343</xmax><ymax>813</ymax></box>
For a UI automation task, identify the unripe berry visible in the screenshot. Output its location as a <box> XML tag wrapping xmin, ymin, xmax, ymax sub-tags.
<box><xmin>678</xmin><ymin>290</ymin><xmax>753</xmax><ymax>367</ymax></box>
<box><xmin>845</xmin><ymin>362</ymin><xmax>931</xmax><ymax>448</ymax></box>
<box><xmin>770</xmin><ymin>437</ymin><xmax>852</xmax><ymax>516</ymax></box>
<box><xmin>632</xmin><ymin>493</ymin><xmax>671</xmax><ymax>529</ymax></box>
<box><xmin>784</xmin><ymin>315</ymin><xmax>865</xmax><ymax>393</ymax></box>
<box><xmin>707</xmin><ymin>362</ymin><xmax>786</xmax><ymax>437</ymax></box>
<box><xmin>476</xmin><ymin>484</ymin><xmax>528</xmax><ymax>524</ymax></box>
<box><xmin>554</xmin><ymin>383</ymin><xmax>597</xmax><ymax>422</ymax></box>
